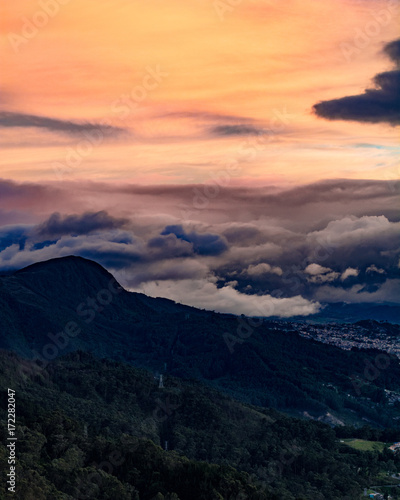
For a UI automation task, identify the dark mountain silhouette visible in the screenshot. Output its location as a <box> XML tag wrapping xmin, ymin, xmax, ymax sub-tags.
<box><xmin>1</xmin><ymin>256</ymin><xmax>399</xmax><ymax>426</ymax></box>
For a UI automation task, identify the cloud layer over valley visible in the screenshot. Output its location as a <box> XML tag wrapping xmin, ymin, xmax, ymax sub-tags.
<box><xmin>0</xmin><ymin>178</ymin><xmax>398</xmax><ymax>316</ymax></box>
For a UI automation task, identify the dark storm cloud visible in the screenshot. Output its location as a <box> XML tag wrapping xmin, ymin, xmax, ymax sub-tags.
<box><xmin>0</xmin><ymin>225</ymin><xmax>31</xmax><ymax>252</ymax></box>
<box><xmin>0</xmin><ymin>111</ymin><xmax>127</xmax><ymax>137</ymax></box>
<box><xmin>210</xmin><ymin>124</ymin><xmax>266</xmax><ymax>136</ymax></box>
<box><xmin>31</xmin><ymin>240</ymin><xmax>58</xmax><ymax>251</ymax></box>
<box><xmin>161</xmin><ymin>225</ymin><xmax>228</xmax><ymax>256</ymax></box>
<box><xmin>384</xmin><ymin>38</ymin><xmax>400</xmax><ymax>65</ymax></box>
<box><xmin>35</xmin><ymin>211</ymin><xmax>129</xmax><ymax>238</ymax></box>
<box><xmin>205</xmin><ymin>210</ymin><xmax>400</xmax><ymax>308</ymax></box>
<box><xmin>0</xmin><ymin>179</ymin><xmax>398</xmax><ymax>308</ymax></box>
<box><xmin>147</xmin><ymin>233</ymin><xmax>194</xmax><ymax>258</ymax></box>
<box><xmin>0</xmin><ymin>212</ymin><xmax>398</xmax><ymax>306</ymax></box>
<box><xmin>313</xmin><ymin>71</ymin><xmax>400</xmax><ymax>125</ymax></box>
<box><xmin>313</xmin><ymin>39</ymin><xmax>400</xmax><ymax>125</ymax></box>
<box><xmin>72</xmin><ymin>246</ymin><xmax>143</xmax><ymax>270</ymax></box>
<box><xmin>222</xmin><ymin>225</ymin><xmax>263</xmax><ymax>245</ymax></box>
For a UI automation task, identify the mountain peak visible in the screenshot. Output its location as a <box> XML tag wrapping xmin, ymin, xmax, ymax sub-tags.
<box><xmin>6</xmin><ymin>255</ymin><xmax>123</xmax><ymax>302</ymax></box>
<box><xmin>14</xmin><ymin>255</ymin><xmax>113</xmax><ymax>277</ymax></box>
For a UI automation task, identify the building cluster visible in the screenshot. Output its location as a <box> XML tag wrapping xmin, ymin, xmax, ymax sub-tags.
<box><xmin>385</xmin><ymin>391</ymin><xmax>400</xmax><ymax>406</ymax></box>
<box><xmin>273</xmin><ymin>321</ymin><xmax>400</xmax><ymax>359</ymax></box>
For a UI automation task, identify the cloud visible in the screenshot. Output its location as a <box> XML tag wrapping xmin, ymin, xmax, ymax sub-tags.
<box><xmin>0</xmin><ymin>207</ymin><xmax>41</xmax><ymax>226</ymax></box>
<box><xmin>132</xmin><ymin>277</ymin><xmax>320</xmax><ymax>317</ymax></box>
<box><xmin>155</xmin><ymin>110</ymin><xmax>268</xmax><ymax>139</ymax></box>
<box><xmin>340</xmin><ymin>267</ymin><xmax>359</xmax><ymax>281</ymax></box>
<box><xmin>35</xmin><ymin>211</ymin><xmax>129</xmax><ymax>238</ymax></box>
<box><xmin>315</xmin><ymin>279</ymin><xmax>400</xmax><ymax>305</ymax></box>
<box><xmin>0</xmin><ymin>231</ymin><xmax>145</xmax><ymax>272</ymax></box>
<box><xmin>304</xmin><ymin>263</ymin><xmax>340</xmax><ymax>283</ymax></box>
<box><xmin>11</xmin><ymin>178</ymin><xmax>395</xmax><ymax>231</ymax></box>
<box><xmin>0</xmin><ymin>180</ymin><xmax>398</xmax><ymax>311</ymax></box>
<box><xmin>222</xmin><ymin>224</ymin><xmax>263</xmax><ymax>246</ymax></box>
<box><xmin>245</xmin><ymin>263</ymin><xmax>283</xmax><ymax>277</ymax></box>
<box><xmin>307</xmin><ymin>215</ymin><xmax>399</xmax><ymax>251</ymax></box>
<box><xmin>160</xmin><ymin>225</ymin><xmax>228</xmax><ymax>256</ymax></box>
<box><xmin>384</xmin><ymin>39</ymin><xmax>400</xmax><ymax>66</ymax></box>
<box><xmin>313</xmin><ymin>39</ymin><xmax>400</xmax><ymax>125</ymax></box>
<box><xmin>305</xmin><ymin>264</ymin><xmax>332</xmax><ymax>276</ymax></box>
<box><xmin>366</xmin><ymin>264</ymin><xmax>386</xmax><ymax>274</ymax></box>
<box><xmin>0</xmin><ymin>179</ymin><xmax>63</xmax><ymax>212</ymax></box>
<box><xmin>158</xmin><ymin>110</ymin><xmax>255</xmax><ymax>123</ymax></box>
<box><xmin>0</xmin><ymin>111</ymin><xmax>127</xmax><ymax>137</ymax></box>
<box><xmin>210</xmin><ymin>124</ymin><xmax>266</xmax><ymax>136</ymax></box>
<box><xmin>0</xmin><ymin>210</ymin><xmax>398</xmax><ymax>311</ymax></box>
<box><xmin>0</xmin><ymin>225</ymin><xmax>31</xmax><ymax>252</ymax></box>
<box><xmin>147</xmin><ymin>233</ymin><xmax>194</xmax><ymax>259</ymax></box>
<box><xmin>122</xmin><ymin>259</ymin><xmax>209</xmax><ymax>286</ymax></box>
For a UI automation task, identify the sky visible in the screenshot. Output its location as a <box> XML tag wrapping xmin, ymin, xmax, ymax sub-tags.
<box><xmin>0</xmin><ymin>0</ymin><xmax>399</xmax><ymax>315</ymax></box>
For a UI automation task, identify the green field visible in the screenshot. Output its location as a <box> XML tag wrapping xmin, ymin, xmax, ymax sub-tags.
<box><xmin>341</xmin><ymin>439</ymin><xmax>387</xmax><ymax>452</ymax></box>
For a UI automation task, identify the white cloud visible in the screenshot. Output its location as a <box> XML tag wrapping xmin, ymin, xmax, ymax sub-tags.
<box><xmin>340</xmin><ymin>267</ymin><xmax>359</xmax><ymax>281</ymax></box>
<box><xmin>366</xmin><ymin>265</ymin><xmax>386</xmax><ymax>274</ymax></box>
<box><xmin>308</xmin><ymin>215</ymin><xmax>399</xmax><ymax>249</ymax></box>
<box><xmin>304</xmin><ymin>263</ymin><xmax>340</xmax><ymax>283</ymax></box>
<box><xmin>315</xmin><ymin>279</ymin><xmax>400</xmax><ymax>304</ymax></box>
<box><xmin>227</xmin><ymin>242</ymin><xmax>282</xmax><ymax>265</ymax></box>
<box><xmin>305</xmin><ymin>263</ymin><xmax>332</xmax><ymax>275</ymax></box>
<box><xmin>245</xmin><ymin>262</ymin><xmax>283</xmax><ymax>277</ymax></box>
<box><xmin>131</xmin><ymin>278</ymin><xmax>320</xmax><ymax>317</ymax></box>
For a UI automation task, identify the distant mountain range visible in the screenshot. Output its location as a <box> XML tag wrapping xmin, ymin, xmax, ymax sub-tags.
<box><xmin>1</xmin><ymin>256</ymin><xmax>399</xmax><ymax>427</ymax></box>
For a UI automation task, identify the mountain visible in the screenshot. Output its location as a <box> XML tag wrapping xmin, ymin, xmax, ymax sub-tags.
<box><xmin>0</xmin><ymin>256</ymin><xmax>204</xmax><ymax>360</ymax></box>
<box><xmin>1</xmin><ymin>256</ymin><xmax>400</xmax><ymax>427</ymax></box>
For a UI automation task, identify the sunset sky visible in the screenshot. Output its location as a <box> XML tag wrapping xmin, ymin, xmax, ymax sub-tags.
<box><xmin>0</xmin><ymin>0</ymin><xmax>399</xmax><ymax>315</ymax></box>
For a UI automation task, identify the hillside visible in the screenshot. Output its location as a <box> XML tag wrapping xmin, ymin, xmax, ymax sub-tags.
<box><xmin>1</xmin><ymin>256</ymin><xmax>400</xmax><ymax>427</ymax></box>
<box><xmin>1</xmin><ymin>351</ymin><xmax>399</xmax><ymax>499</ymax></box>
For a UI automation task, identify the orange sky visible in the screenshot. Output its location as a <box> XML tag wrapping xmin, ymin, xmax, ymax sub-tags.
<box><xmin>1</xmin><ymin>0</ymin><xmax>399</xmax><ymax>185</ymax></box>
